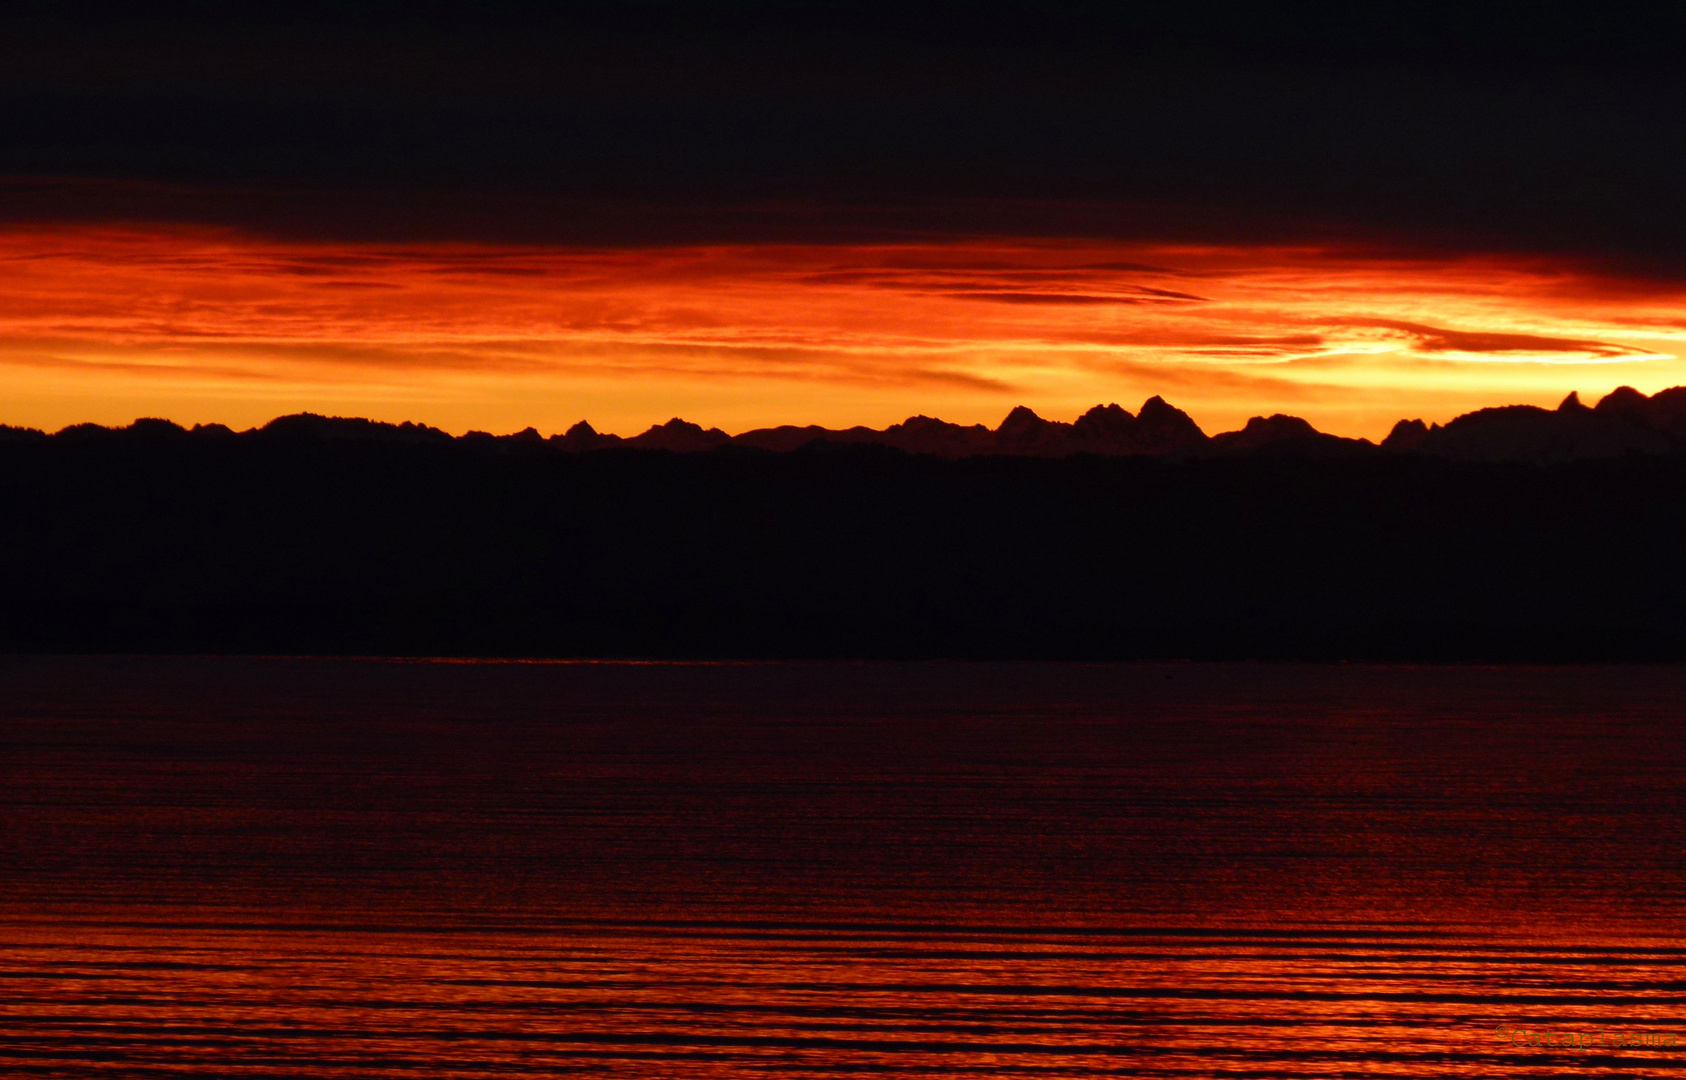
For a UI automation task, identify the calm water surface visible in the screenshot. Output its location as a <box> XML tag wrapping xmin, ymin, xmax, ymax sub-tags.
<box><xmin>2</xmin><ymin>658</ymin><xmax>1685</xmax><ymax>1076</ymax></box>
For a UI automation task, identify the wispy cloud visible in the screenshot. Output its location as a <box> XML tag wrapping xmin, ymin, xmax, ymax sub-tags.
<box><xmin>1339</xmin><ymin>319</ymin><xmax>1658</xmax><ymax>360</ymax></box>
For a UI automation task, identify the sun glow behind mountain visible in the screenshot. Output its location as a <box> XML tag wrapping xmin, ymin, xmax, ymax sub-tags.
<box><xmin>4</xmin><ymin>226</ymin><xmax>1686</xmax><ymax>439</ymax></box>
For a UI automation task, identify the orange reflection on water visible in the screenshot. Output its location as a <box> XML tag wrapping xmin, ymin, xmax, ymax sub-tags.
<box><xmin>4</xmin><ymin>659</ymin><xmax>1686</xmax><ymax>1075</ymax></box>
<box><xmin>6</xmin><ymin>916</ymin><xmax>1685</xmax><ymax>1077</ymax></box>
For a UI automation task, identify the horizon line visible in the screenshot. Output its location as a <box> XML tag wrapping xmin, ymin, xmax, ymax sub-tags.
<box><xmin>0</xmin><ymin>387</ymin><xmax>1647</xmax><ymax>443</ymax></box>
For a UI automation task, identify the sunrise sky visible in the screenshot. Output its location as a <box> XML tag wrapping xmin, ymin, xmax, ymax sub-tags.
<box><xmin>7</xmin><ymin>226</ymin><xmax>1686</xmax><ymax>440</ymax></box>
<box><xmin>7</xmin><ymin>3</ymin><xmax>1686</xmax><ymax>439</ymax></box>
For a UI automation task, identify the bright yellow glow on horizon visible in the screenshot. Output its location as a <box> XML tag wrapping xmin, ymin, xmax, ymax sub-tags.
<box><xmin>3</xmin><ymin>226</ymin><xmax>1685</xmax><ymax>439</ymax></box>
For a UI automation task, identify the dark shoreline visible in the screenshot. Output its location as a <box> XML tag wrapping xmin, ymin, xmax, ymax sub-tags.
<box><xmin>6</xmin><ymin>430</ymin><xmax>1686</xmax><ymax>661</ymax></box>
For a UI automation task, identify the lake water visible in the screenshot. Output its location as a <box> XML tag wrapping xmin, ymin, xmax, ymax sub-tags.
<box><xmin>3</xmin><ymin>657</ymin><xmax>1685</xmax><ymax>1076</ymax></box>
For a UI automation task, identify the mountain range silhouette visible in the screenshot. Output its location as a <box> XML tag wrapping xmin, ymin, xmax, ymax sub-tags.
<box><xmin>8</xmin><ymin>385</ymin><xmax>1686</xmax><ymax>661</ymax></box>
<box><xmin>12</xmin><ymin>386</ymin><xmax>1685</xmax><ymax>463</ymax></box>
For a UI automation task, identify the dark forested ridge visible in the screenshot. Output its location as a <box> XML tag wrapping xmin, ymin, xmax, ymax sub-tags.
<box><xmin>4</xmin><ymin>409</ymin><xmax>1686</xmax><ymax>660</ymax></box>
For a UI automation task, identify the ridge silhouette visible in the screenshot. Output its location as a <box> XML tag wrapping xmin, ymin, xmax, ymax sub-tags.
<box><xmin>12</xmin><ymin>386</ymin><xmax>1686</xmax><ymax>463</ymax></box>
<box><xmin>1379</xmin><ymin>388</ymin><xmax>1680</xmax><ymax>462</ymax></box>
<box><xmin>6</xmin><ymin>385</ymin><xmax>1686</xmax><ymax>660</ymax></box>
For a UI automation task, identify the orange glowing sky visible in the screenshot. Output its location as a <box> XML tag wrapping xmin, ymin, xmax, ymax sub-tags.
<box><xmin>4</xmin><ymin>225</ymin><xmax>1686</xmax><ymax>439</ymax></box>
